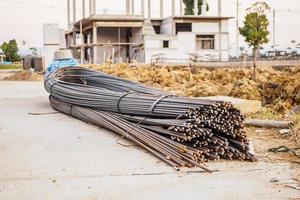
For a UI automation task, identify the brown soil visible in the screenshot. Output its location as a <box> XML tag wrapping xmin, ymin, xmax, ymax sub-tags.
<box><xmin>3</xmin><ymin>70</ymin><xmax>43</xmax><ymax>81</ymax></box>
<box><xmin>247</xmin><ymin>127</ymin><xmax>299</xmax><ymax>164</ymax></box>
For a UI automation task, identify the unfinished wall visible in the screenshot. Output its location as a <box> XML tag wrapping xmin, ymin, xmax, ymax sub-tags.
<box><xmin>131</xmin><ymin>27</ymin><xmax>143</xmax><ymax>62</ymax></box>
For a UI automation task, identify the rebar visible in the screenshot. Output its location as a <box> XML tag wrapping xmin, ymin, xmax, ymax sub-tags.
<box><xmin>45</xmin><ymin>66</ymin><xmax>256</xmax><ymax>172</ymax></box>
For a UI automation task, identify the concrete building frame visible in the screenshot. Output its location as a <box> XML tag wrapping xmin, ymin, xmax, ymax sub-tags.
<box><xmin>65</xmin><ymin>0</ymin><xmax>232</xmax><ymax>64</ymax></box>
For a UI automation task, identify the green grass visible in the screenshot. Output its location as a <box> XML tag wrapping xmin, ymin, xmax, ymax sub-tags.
<box><xmin>0</xmin><ymin>64</ymin><xmax>22</xmax><ymax>70</ymax></box>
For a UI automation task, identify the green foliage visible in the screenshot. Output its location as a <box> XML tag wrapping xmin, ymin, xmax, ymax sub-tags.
<box><xmin>239</xmin><ymin>13</ymin><xmax>269</xmax><ymax>50</ymax></box>
<box><xmin>0</xmin><ymin>64</ymin><xmax>22</xmax><ymax>70</ymax></box>
<box><xmin>30</xmin><ymin>47</ymin><xmax>38</xmax><ymax>56</ymax></box>
<box><xmin>239</xmin><ymin>2</ymin><xmax>270</xmax><ymax>78</ymax></box>
<box><xmin>183</xmin><ymin>0</ymin><xmax>209</xmax><ymax>15</ymax></box>
<box><xmin>0</xmin><ymin>39</ymin><xmax>21</xmax><ymax>62</ymax></box>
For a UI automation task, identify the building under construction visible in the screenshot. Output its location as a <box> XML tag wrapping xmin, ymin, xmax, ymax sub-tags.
<box><xmin>66</xmin><ymin>0</ymin><xmax>232</xmax><ymax>64</ymax></box>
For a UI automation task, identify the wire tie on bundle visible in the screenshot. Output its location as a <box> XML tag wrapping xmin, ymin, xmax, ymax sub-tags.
<box><xmin>149</xmin><ymin>95</ymin><xmax>170</xmax><ymax>114</ymax></box>
<box><xmin>116</xmin><ymin>91</ymin><xmax>135</xmax><ymax>113</ymax></box>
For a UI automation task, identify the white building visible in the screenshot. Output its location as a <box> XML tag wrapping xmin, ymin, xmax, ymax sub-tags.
<box><xmin>64</xmin><ymin>0</ymin><xmax>232</xmax><ymax>64</ymax></box>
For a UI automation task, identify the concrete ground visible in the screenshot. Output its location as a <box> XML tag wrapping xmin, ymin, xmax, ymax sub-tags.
<box><xmin>0</xmin><ymin>78</ymin><xmax>299</xmax><ymax>199</ymax></box>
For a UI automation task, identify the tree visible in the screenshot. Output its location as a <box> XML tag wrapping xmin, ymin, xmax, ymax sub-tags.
<box><xmin>239</xmin><ymin>2</ymin><xmax>270</xmax><ymax>79</ymax></box>
<box><xmin>30</xmin><ymin>47</ymin><xmax>38</xmax><ymax>56</ymax></box>
<box><xmin>0</xmin><ymin>39</ymin><xmax>21</xmax><ymax>62</ymax></box>
<box><xmin>183</xmin><ymin>0</ymin><xmax>209</xmax><ymax>15</ymax></box>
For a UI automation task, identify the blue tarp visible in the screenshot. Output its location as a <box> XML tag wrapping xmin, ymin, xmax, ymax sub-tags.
<box><xmin>0</xmin><ymin>61</ymin><xmax>13</xmax><ymax>65</ymax></box>
<box><xmin>46</xmin><ymin>58</ymin><xmax>78</xmax><ymax>76</ymax></box>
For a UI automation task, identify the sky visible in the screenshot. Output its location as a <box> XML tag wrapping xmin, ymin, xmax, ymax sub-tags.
<box><xmin>0</xmin><ymin>0</ymin><xmax>300</xmax><ymax>56</ymax></box>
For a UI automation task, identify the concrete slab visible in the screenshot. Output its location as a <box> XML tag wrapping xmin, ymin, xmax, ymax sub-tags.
<box><xmin>0</xmin><ymin>81</ymin><xmax>299</xmax><ymax>200</ymax></box>
<box><xmin>200</xmin><ymin>96</ymin><xmax>262</xmax><ymax>115</ymax></box>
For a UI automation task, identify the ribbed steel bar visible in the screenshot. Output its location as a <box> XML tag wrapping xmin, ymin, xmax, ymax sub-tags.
<box><xmin>45</xmin><ymin>66</ymin><xmax>257</xmax><ymax>171</ymax></box>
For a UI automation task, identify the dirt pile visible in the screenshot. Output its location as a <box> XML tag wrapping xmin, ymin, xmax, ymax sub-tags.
<box><xmin>3</xmin><ymin>70</ymin><xmax>43</xmax><ymax>81</ymax></box>
<box><xmin>85</xmin><ymin>63</ymin><xmax>300</xmax><ymax>115</ymax></box>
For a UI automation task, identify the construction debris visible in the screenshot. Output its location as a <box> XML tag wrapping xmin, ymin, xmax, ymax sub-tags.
<box><xmin>4</xmin><ymin>70</ymin><xmax>43</xmax><ymax>81</ymax></box>
<box><xmin>45</xmin><ymin>67</ymin><xmax>256</xmax><ymax>172</ymax></box>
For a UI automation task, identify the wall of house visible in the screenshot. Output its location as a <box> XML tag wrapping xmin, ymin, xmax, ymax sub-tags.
<box><xmin>144</xmin><ymin>19</ymin><xmax>230</xmax><ymax>63</ymax></box>
<box><xmin>144</xmin><ymin>32</ymin><xmax>196</xmax><ymax>63</ymax></box>
<box><xmin>43</xmin><ymin>24</ymin><xmax>66</xmax><ymax>67</ymax></box>
<box><xmin>191</xmin><ymin>20</ymin><xmax>229</xmax><ymax>61</ymax></box>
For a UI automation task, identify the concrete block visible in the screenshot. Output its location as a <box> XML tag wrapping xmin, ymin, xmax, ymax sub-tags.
<box><xmin>200</xmin><ymin>96</ymin><xmax>262</xmax><ymax>115</ymax></box>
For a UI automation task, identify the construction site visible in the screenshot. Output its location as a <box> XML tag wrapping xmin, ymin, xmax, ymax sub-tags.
<box><xmin>0</xmin><ymin>0</ymin><xmax>300</xmax><ymax>199</ymax></box>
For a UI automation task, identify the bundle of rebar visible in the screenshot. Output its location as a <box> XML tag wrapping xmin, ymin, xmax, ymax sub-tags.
<box><xmin>45</xmin><ymin>66</ymin><xmax>256</xmax><ymax>172</ymax></box>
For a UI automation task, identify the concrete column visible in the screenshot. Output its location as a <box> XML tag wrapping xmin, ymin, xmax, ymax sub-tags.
<box><xmin>89</xmin><ymin>0</ymin><xmax>92</xmax><ymax>15</ymax></box>
<box><xmin>141</xmin><ymin>0</ymin><xmax>145</xmax><ymax>17</ymax></box>
<box><xmin>131</xmin><ymin>0</ymin><xmax>135</xmax><ymax>15</ymax></box>
<box><xmin>180</xmin><ymin>0</ymin><xmax>183</xmax><ymax>16</ymax></box>
<box><xmin>67</xmin><ymin>0</ymin><xmax>71</xmax><ymax>26</ymax></box>
<box><xmin>160</xmin><ymin>0</ymin><xmax>163</xmax><ymax>18</ymax></box>
<box><xmin>82</xmin><ymin>0</ymin><xmax>85</xmax><ymax>18</ymax></box>
<box><xmin>218</xmin><ymin>0</ymin><xmax>222</xmax><ymax>16</ymax></box>
<box><xmin>92</xmin><ymin>23</ymin><xmax>97</xmax><ymax>64</ymax></box>
<box><xmin>172</xmin><ymin>0</ymin><xmax>175</xmax><ymax>16</ymax></box>
<box><xmin>218</xmin><ymin>21</ymin><xmax>222</xmax><ymax>61</ymax></box>
<box><xmin>147</xmin><ymin>0</ymin><xmax>151</xmax><ymax>19</ymax></box>
<box><xmin>92</xmin><ymin>0</ymin><xmax>96</xmax><ymax>15</ymax></box>
<box><xmin>72</xmin><ymin>31</ymin><xmax>76</xmax><ymax>58</ymax></box>
<box><xmin>202</xmin><ymin>0</ymin><xmax>207</xmax><ymax>15</ymax></box>
<box><xmin>194</xmin><ymin>0</ymin><xmax>198</xmax><ymax>16</ymax></box>
<box><xmin>73</xmin><ymin>0</ymin><xmax>76</xmax><ymax>22</ymax></box>
<box><xmin>80</xmin><ymin>20</ymin><xmax>84</xmax><ymax>64</ymax></box>
<box><xmin>126</xmin><ymin>0</ymin><xmax>130</xmax><ymax>15</ymax></box>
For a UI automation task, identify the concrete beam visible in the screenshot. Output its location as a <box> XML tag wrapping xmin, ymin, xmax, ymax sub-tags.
<box><xmin>73</xmin><ymin>0</ymin><xmax>76</xmax><ymax>23</ymax></box>
<box><xmin>147</xmin><ymin>0</ymin><xmax>151</xmax><ymax>18</ymax></box>
<box><xmin>126</xmin><ymin>0</ymin><xmax>130</xmax><ymax>15</ymax></box>
<box><xmin>194</xmin><ymin>0</ymin><xmax>198</xmax><ymax>16</ymax></box>
<box><xmin>67</xmin><ymin>0</ymin><xmax>71</xmax><ymax>26</ymax></box>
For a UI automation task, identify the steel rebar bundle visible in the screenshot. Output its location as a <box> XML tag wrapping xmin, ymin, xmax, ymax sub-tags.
<box><xmin>45</xmin><ymin>66</ymin><xmax>256</xmax><ymax>172</ymax></box>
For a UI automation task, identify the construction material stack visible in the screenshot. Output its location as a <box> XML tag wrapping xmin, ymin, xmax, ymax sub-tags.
<box><xmin>45</xmin><ymin>66</ymin><xmax>256</xmax><ymax>172</ymax></box>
